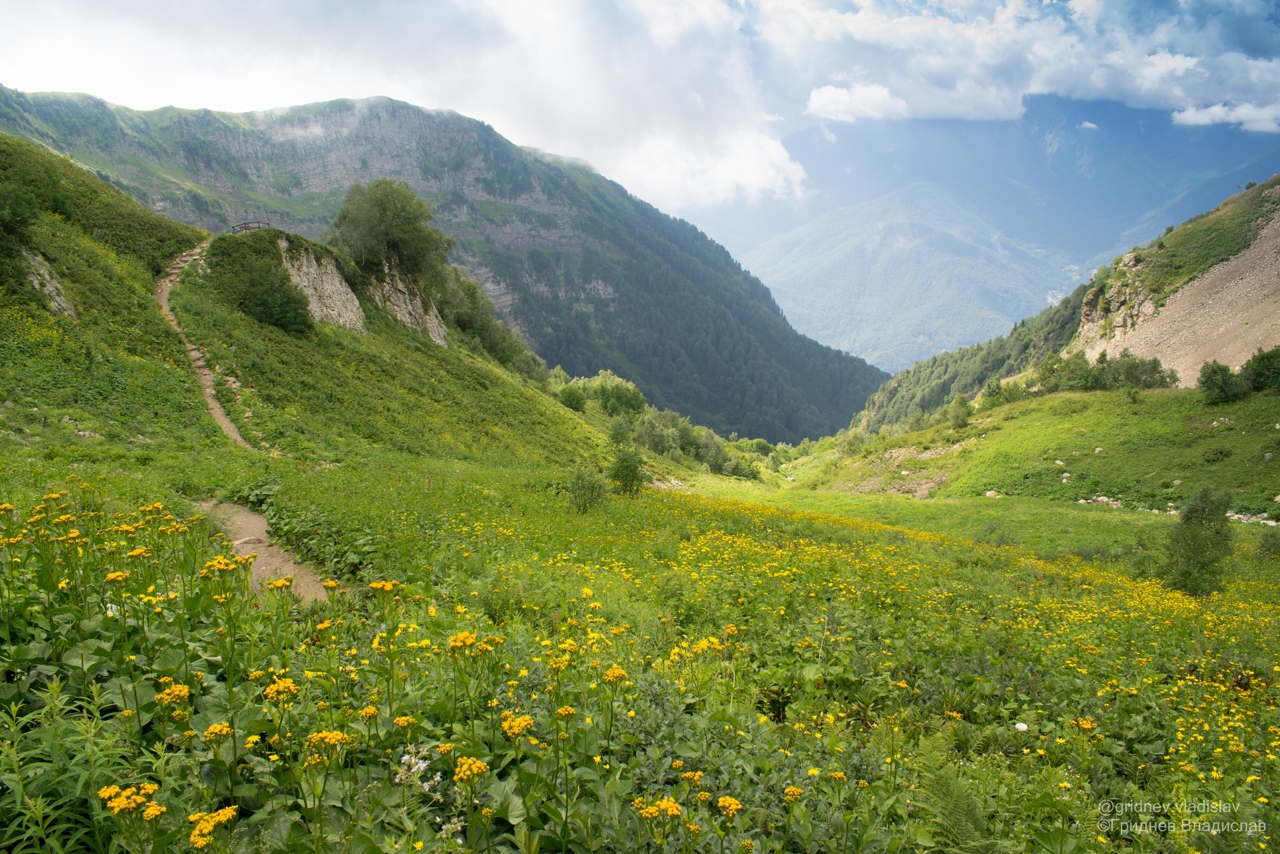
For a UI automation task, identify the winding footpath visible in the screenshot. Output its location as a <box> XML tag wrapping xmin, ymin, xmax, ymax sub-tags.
<box><xmin>154</xmin><ymin>242</ymin><xmax>250</xmax><ymax>450</ymax></box>
<box><xmin>156</xmin><ymin>243</ymin><xmax>326</xmax><ymax>603</ymax></box>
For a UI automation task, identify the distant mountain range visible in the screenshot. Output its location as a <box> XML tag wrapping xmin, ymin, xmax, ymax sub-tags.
<box><xmin>0</xmin><ymin>85</ymin><xmax>886</xmax><ymax>443</ymax></box>
<box><xmin>707</xmin><ymin>96</ymin><xmax>1280</xmax><ymax>371</ymax></box>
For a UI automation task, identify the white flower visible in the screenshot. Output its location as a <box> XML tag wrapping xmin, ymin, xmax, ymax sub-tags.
<box><xmin>1014</xmin><ymin>722</ymin><xmax>1029</xmax><ymax>732</ymax></box>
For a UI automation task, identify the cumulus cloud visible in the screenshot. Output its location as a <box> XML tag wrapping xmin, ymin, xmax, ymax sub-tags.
<box><xmin>806</xmin><ymin>83</ymin><xmax>909</xmax><ymax>121</ymax></box>
<box><xmin>0</xmin><ymin>0</ymin><xmax>1278</xmax><ymax>213</ymax></box>
<box><xmin>1174</xmin><ymin>102</ymin><xmax>1280</xmax><ymax>132</ymax></box>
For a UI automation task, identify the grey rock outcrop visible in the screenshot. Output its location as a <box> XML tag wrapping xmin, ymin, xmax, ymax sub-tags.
<box><xmin>24</xmin><ymin>251</ymin><xmax>76</xmax><ymax>317</ymax></box>
<box><xmin>370</xmin><ymin>263</ymin><xmax>447</xmax><ymax>347</ymax></box>
<box><xmin>278</xmin><ymin>239</ymin><xmax>366</xmax><ymax>332</ymax></box>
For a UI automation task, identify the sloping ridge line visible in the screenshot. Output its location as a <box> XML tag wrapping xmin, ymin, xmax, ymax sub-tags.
<box><xmin>154</xmin><ymin>242</ymin><xmax>251</xmax><ymax>449</ymax></box>
<box><xmin>1083</xmin><ymin>205</ymin><xmax>1280</xmax><ymax>386</ymax></box>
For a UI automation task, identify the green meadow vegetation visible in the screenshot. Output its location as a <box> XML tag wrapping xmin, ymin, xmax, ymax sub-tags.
<box><xmin>1</xmin><ymin>132</ymin><xmax>1278</xmax><ymax>852</ymax></box>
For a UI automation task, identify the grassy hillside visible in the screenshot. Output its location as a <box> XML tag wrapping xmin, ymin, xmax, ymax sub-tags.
<box><xmin>1</xmin><ymin>142</ymin><xmax>1277</xmax><ymax>853</ymax></box>
<box><xmin>0</xmin><ymin>89</ymin><xmax>888</xmax><ymax>444</ymax></box>
<box><xmin>857</xmin><ymin>284</ymin><xmax>1087</xmax><ymax>434</ymax></box>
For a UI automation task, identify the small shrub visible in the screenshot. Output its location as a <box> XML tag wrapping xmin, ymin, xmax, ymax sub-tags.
<box><xmin>564</xmin><ymin>463</ymin><xmax>606</xmax><ymax>514</ymax></box>
<box><xmin>242</xmin><ymin>260</ymin><xmax>313</xmax><ymax>335</ymax></box>
<box><xmin>606</xmin><ymin>446</ymin><xmax>645</xmax><ymax>496</ymax></box>
<box><xmin>1242</xmin><ymin>346</ymin><xmax>1280</xmax><ymax>393</ymax></box>
<box><xmin>1198</xmin><ymin>360</ymin><xmax>1248</xmax><ymax>405</ymax></box>
<box><xmin>1160</xmin><ymin>486</ymin><xmax>1232</xmax><ymax>596</ymax></box>
<box><xmin>558</xmin><ymin>385</ymin><xmax>586</xmax><ymax>412</ymax></box>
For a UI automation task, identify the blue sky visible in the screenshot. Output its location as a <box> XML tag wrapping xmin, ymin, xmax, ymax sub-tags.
<box><xmin>2</xmin><ymin>1</ymin><xmax>1277</xmax><ymax>213</ymax></box>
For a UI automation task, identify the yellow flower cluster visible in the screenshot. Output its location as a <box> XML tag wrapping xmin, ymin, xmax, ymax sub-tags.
<box><xmin>189</xmin><ymin>805</ymin><xmax>237</xmax><ymax>849</ymax></box>
<box><xmin>783</xmin><ymin>786</ymin><xmax>803</xmax><ymax>804</ymax></box>
<box><xmin>448</xmin><ymin>630</ymin><xmax>477</xmax><ymax>649</ymax></box>
<box><xmin>263</xmin><ymin>677</ymin><xmax>299</xmax><ymax>707</ymax></box>
<box><xmin>97</xmin><ymin>782</ymin><xmax>162</xmax><ymax>817</ymax></box>
<box><xmin>203</xmin><ymin>722</ymin><xmax>233</xmax><ymax>742</ymax></box>
<box><xmin>501</xmin><ymin>712</ymin><xmax>534</xmax><ymax>739</ymax></box>
<box><xmin>369</xmin><ymin>580</ymin><xmax>397</xmax><ymax>592</ymax></box>
<box><xmin>265</xmin><ymin>576</ymin><xmax>292</xmax><ymax>590</ymax></box>
<box><xmin>603</xmin><ymin>664</ymin><xmax>628</xmax><ymax>683</ymax></box>
<box><xmin>555</xmin><ymin>705</ymin><xmax>576</xmax><ymax>717</ymax></box>
<box><xmin>717</xmin><ymin>796</ymin><xmax>742</xmax><ymax>818</ymax></box>
<box><xmin>155</xmin><ymin>681</ymin><xmax>190</xmax><ymax>706</ymax></box>
<box><xmin>304</xmin><ymin>730</ymin><xmax>353</xmax><ymax>752</ymax></box>
<box><xmin>453</xmin><ymin>756</ymin><xmax>489</xmax><ymax>783</ymax></box>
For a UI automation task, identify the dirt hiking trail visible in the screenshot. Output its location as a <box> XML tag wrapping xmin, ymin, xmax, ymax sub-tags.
<box><xmin>157</xmin><ymin>244</ymin><xmax>327</xmax><ymax>603</ymax></box>
<box><xmin>198</xmin><ymin>502</ymin><xmax>328</xmax><ymax>604</ymax></box>
<box><xmin>155</xmin><ymin>242</ymin><xmax>251</xmax><ymax>449</ymax></box>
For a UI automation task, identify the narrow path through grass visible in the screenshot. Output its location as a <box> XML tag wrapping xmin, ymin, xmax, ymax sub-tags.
<box><xmin>154</xmin><ymin>240</ymin><xmax>250</xmax><ymax>449</ymax></box>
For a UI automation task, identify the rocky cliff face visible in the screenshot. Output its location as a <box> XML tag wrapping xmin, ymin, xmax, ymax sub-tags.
<box><xmin>1074</xmin><ymin>251</ymin><xmax>1158</xmax><ymax>360</ymax></box>
<box><xmin>370</xmin><ymin>262</ymin><xmax>448</xmax><ymax>347</ymax></box>
<box><xmin>24</xmin><ymin>251</ymin><xmax>75</xmax><ymax>317</ymax></box>
<box><xmin>278</xmin><ymin>239</ymin><xmax>366</xmax><ymax>332</ymax></box>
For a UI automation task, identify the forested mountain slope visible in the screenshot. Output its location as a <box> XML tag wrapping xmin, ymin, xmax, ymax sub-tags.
<box><xmin>0</xmin><ymin>87</ymin><xmax>886</xmax><ymax>442</ymax></box>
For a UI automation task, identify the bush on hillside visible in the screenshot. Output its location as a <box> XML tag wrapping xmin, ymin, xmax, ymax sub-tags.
<box><xmin>242</xmin><ymin>259</ymin><xmax>313</xmax><ymax>335</ymax></box>
<box><xmin>948</xmin><ymin>394</ymin><xmax>973</xmax><ymax>429</ymax></box>
<box><xmin>330</xmin><ymin>178</ymin><xmax>452</xmax><ymax>299</ymax></box>
<box><xmin>1242</xmin><ymin>346</ymin><xmax>1280</xmax><ymax>394</ymax></box>
<box><xmin>564</xmin><ymin>462</ymin><xmax>607</xmax><ymax>514</ymax></box>
<box><xmin>1037</xmin><ymin>350</ymin><xmax>1176</xmax><ymax>393</ymax></box>
<box><xmin>558</xmin><ymin>384</ymin><xmax>586</xmax><ymax>412</ymax></box>
<box><xmin>202</xmin><ymin>233</ymin><xmax>313</xmax><ymax>335</ymax></box>
<box><xmin>607</xmin><ymin>446</ymin><xmax>645</xmax><ymax>496</ymax></box>
<box><xmin>1160</xmin><ymin>486</ymin><xmax>1233</xmax><ymax>596</ymax></box>
<box><xmin>1198</xmin><ymin>360</ymin><xmax>1248</xmax><ymax>405</ymax></box>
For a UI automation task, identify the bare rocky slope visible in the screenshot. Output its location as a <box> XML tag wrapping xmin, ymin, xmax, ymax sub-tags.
<box><xmin>1074</xmin><ymin>183</ymin><xmax>1280</xmax><ymax>385</ymax></box>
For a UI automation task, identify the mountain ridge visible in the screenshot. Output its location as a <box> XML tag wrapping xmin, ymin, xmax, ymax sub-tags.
<box><xmin>0</xmin><ymin>86</ymin><xmax>886</xmax><ymax>443</ymax></box>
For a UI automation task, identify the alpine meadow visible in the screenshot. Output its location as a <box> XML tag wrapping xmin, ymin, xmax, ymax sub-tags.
<box><xmin>1</xmin><ymin>74</ymin><xmax>1279</xmax><ymax>854</ymax></box>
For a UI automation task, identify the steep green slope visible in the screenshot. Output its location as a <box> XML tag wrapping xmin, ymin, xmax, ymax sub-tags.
<box><xmin>0</xmin><ymin>88</ymin><xmax>886</xmax><ymax>443</ymax></box>
<box><xmin>0</xmin><ymin>134</ymin><xmax>215</xmax><ymax>447</ymax></box>
<box><xmin>821</xmin><ymin>389</ymin><xmax>1280</xmax><ymax>514</ymax></box>
<box><xmin>857</xmin><ymin>284</ymin><xmax>1087</xmax><ymax>433</ymax></box>
<box><xmin>0</xmin><ymin>132</ymin><xmax>600</xmax><ymax>470</ymax></box>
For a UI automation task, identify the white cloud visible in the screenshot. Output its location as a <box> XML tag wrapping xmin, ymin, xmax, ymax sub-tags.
<box><xmin>1174</xmin><ymin>102</ymin><xmax>1280</xmax><ymax>132</ymax></box>
<box><xmin>0</xmin><ymin>0</ymin><xmax>1277</xmax><ymax>214</ymax></box>
<box><xmin>806</xmin><ymin>83</ymin><xmax>909</xmax><ymax>121</ymax></box>
<box><xmin>1078</xmin><ymin>120</ymin><xmax>1099</xmax><ymax>130</ymax></box>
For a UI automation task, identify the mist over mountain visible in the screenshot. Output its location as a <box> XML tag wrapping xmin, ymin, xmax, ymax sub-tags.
<box><xmin>700</xmin><ymin>96</ymin><xmax>1280</xmax><ymax>369</ymax></box>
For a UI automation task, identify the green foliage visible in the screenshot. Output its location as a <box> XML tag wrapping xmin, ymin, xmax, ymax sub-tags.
<box><xmin>564</xmin><ymin>461</ymin><xmax>607</xmax><ymax>513</ymax></box>
<box><xmin>200</xmin><ymin>230</ymin><xmax>313</xmax><ymax>335</ymax></box>
<box><xmin>557</xmin><ymin>384</ymin><xmax>586</xmax><ymax>412</ymax></box>
<box><xmin>329</xmin><ymin>178</ymin><xmax>452</xmax><ymax>297</ymax></box>
<box><xmin>1037</xmin><ymin>349</ymin><xmax>1176</xmax><ymax>394</ymax></box>
<box><xmin>1161</xmin><ymin>486</ymin><xmax>1233</xmax><ymax>595</ymax></box>
<box><xmin>947</xmin><ymin>394</ymin><xmax>972</xmax><ymax>429</ymax></box>
<box><xmin>0</xmin><ymin>133</ymin><xmax>204</xmax><ymax>277</ymax></box>
<box><xmin>859</xmin><ymin>284</ymin><xmax>1087</xmax><ymax>433</ymax></box>
<box><xmin>1242</xmin><ymin>346</ymin><xmax>1280</xmax><ymax>394</ymax></box>
<box><xmin>436</xmin><ymin>267</ymin><xmax>527</xmax><ymax>367</ymax></box>
<box><xmin>242</xmin><ymin>259</ymin><xmax>313</xmax><ymax>335</ymax></box>
<box><xmin>606</xmin><ymin>445</ymin><xmax>645</xmax><ymax>495</ymax></box>
<box><xmin>1198</xmin><ymin>360</ymin><xmax>1249</xmax><ymax>405</ymax></box>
